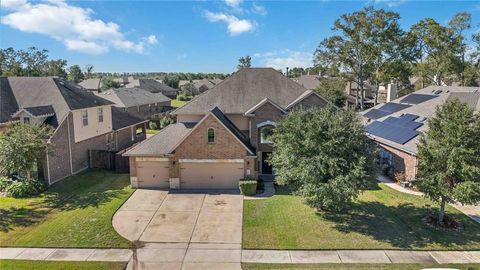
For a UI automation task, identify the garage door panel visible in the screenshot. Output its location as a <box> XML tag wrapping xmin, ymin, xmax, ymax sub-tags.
<box><xmin>137</xmin><ymin>161</ymin><xmax>170</xmax><ymax>189</ymax></box>
<box><xmin>180</xmin><ymin>162</ymin><xmax>244</xmax><ymax>189</ymax></box>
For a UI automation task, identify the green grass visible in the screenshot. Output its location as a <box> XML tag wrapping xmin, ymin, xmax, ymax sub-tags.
<box><xmin>0</xmin><ymin>260</ymin><xmax>126</xmax><ymax>270</ymax></box>
<box><xmin>171</xmin><ymin>99</ymin><xmax>187</xmax><ymax>108</ymax></box>
<box><xmin>146</xmin><ymin>129</ymin><xmax>160</xmax><ymax>134</ymax></box>
<box><xmin>243</xmin><ymin>183</ymin><xmax>480</xmax><ymax>250</ymax></box>
<box><xmin>242</xmin><ymin>263</ymin><xmax>480</xmax><ymax>270</ymax></box>
<box><xmin>0</xmin><ymin>170</ymin><xmax>133</xmax><ymax>248</ymax></box>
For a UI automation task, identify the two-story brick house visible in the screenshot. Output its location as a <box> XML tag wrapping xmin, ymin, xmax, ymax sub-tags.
<box><xmin>0</xmin><ymin>77</ymin><xmax>148</xmax><ymax>184</ymax></box>
<box><xmin>123</xmin><ymin>68</ymin><xmax>330</xmax><ymax>189</ymax></box>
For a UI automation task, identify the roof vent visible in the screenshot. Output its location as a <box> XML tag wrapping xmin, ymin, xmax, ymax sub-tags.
<box><xmin>434</xmin><ymin>90</ymin><xmax>442</xmax><ymax>95</ymax></box>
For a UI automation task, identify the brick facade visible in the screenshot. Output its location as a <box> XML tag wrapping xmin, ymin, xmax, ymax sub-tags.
<box><xmin>378</xmin><ymin>142</ymin><xmax>418</xmax><ymax>181</ymax></box>
<box><xmin>46</xmin><ymin>113</ymin><xmax>144</xmax><ymax>184</ymax></box>
<box><xmin>170</xmin><ymin>114</ymin><xmax>255</xmax><ymax>178</ymax></box>
<box><xmin>249</xmin><ymin>102</ymin><xmax>285</xmax><ymax>152</ymax></box>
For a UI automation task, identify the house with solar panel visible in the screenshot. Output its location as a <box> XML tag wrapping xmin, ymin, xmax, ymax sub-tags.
<box><xmin>362</xmin><ymin>85</ymin><xmax>480</xmax><ymax>182</ymax></box>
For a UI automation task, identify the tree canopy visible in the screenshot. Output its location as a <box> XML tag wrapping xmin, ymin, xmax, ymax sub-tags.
<box><xmin>269</xmin><ymin>107</ymin><xmax>378</xmax><ymax>211</ymax></box>
<box><xmin>237</xmin><ymin>55</ymin><xmax>252</xmax><ymax>70</ymax></box>
<box><xmin>417</xmin><ymin>99</ymin><xmax>480</xmax><ymax>225</ymax></box>
<box><xmin>0</xmin><ymin>124</ymin><xmax>53</xmax><ymax>180</ymax></box>
<box><xmin>314</xmin><ymin>78</ymin><xmax>346</xmax><ymax>107</ymax></box>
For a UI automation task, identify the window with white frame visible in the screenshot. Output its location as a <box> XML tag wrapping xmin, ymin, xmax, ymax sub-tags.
<box><xmin>81</xmin><ymin>110</ymin><xmax>88</xmax><ymax>126</ymax></box>
<box><xmin>97</xmin><ymin>108</ymin><xmax>104</xmax><ymax>123</ymax></box>
<box><xmin>260</xmin><ymin>126</ymin><xmax>274</xmax><ymax>144</ymax></box>
<box><xmin>207</xmin><ymin>128</ymin><xmax>215</xmax><ymax>143</ymax></box>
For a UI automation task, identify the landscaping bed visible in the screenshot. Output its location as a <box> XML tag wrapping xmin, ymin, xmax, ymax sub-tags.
<box><xmin>243</xmin><ymin>183</ymin><xmax>480</xmax><ymax>250</ymax></box>
<box><xmin>0</xmin><ymin>170</ymin><xmax>133</xmax><ymax>248</ymax></box>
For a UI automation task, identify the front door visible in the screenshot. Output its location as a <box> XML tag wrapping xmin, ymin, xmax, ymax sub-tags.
<box><xmin>261</xmin><ymin>152</ymin><xmax>273</xmax><ymax>174</ymax></box>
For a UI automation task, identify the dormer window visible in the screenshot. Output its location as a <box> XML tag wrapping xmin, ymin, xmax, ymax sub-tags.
<box><xmin>82</xmin><ymin>110</ymin><xmax>88</xmax><ymax>126</ymax></box>
<box><xmin>207</xmin><ymin>128</ymin><xmax>215</xmax><ymax>143</ymax></box>
<box><xmin>98</xmin><ymin>108</ymin><xmax>104</xmax><ymax>123</ymax></box>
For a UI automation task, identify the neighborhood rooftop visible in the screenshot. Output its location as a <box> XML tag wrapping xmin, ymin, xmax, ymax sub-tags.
<box><xmin>362</xmin><ymin>85</ymin><xmax>480</xmax><ymax>154</ymax></box>
<box><xmin>96</xmin><ymin>87</ymin><xmax>171</xmax><ymax>108</ymax></box>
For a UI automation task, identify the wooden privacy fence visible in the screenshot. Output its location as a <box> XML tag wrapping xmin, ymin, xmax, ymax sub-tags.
<box><xmin>89</xmin><ymin>149</ymin><xmax>130</xmax><ymax>173</ymax></box>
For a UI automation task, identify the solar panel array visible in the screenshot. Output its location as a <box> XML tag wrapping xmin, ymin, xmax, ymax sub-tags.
<box><xmin>400</xmin><ymin>94</ymin><xmax>438</xmax><ymax>104</ymax></box>
<box><xmin>366</xmin><ymin>113</ymin><xmax>424</xmax><ymax>145</ymax></box>
<box><xmin>363</xmin><ymin>102</ymin><xmax>411</xmax><ymax>120</ymax></box>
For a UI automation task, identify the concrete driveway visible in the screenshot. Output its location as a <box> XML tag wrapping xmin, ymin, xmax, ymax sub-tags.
<box><xmin>113</xmin><ymin>189</ymin><xmax>243</xmax><ymax>269</ymax></box>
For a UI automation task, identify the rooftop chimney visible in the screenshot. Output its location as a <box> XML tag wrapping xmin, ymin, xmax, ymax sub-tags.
<box><xmin>386</xmin><ymin>83</ymin><xmax>397</xmax><ymax>102</ymax></box>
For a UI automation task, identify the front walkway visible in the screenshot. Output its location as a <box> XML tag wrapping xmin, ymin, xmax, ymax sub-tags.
<box><xmin>378</xmin><ymin>175</ymin><xmax>480</xmax><ymax>224</ymax></box>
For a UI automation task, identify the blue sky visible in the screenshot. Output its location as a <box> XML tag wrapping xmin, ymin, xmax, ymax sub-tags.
<box><xmin>1</xmin><ymin>0</ymin><xmax>479</xmax><ymax>73</ymax></box>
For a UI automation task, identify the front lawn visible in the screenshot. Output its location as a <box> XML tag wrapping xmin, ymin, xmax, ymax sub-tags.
<box><xmin>243</xmin><ymin>183</ymin><xmax>480</xmax><ymax>250</ymax></box>
<box><xmin>242</xmin><ymin>263</ymin><xmax>480</xmax><ymax>270</ymax></box>
<box><xmin>0</xmin><ymin>170</ymin><xmax>133</xmax><ymax>248</ymax></box>
<box><xmin>0</xmin><ymin>260</ymin><xmax>126</xmax><ymax>270</ymax></box>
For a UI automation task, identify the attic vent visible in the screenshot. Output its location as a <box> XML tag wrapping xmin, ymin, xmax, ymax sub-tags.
<box><xmin>434</xmin><ymin>90</ymin><xmax>442</xmax><ymax>95</ymax></box>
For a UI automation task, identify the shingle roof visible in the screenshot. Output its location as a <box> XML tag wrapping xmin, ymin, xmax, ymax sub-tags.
<box><xmin>79</xmin><ymin>78</ymin><xmax>101</xmax><ymax>90</ymax></box>
<box><xmin>96</xmin><ymin>87</ymin><xmax>170</xmax><ymax>108</ymax></box>
<box><xmin>0</xmin><ymin>77</ymin><xmax>19</xmax><ymax>124</ymax></box>
<box><xmin>362</xmin><ymin>85</ymin><xmax>480</xmax><ymax>154</ymax></box>
<box><xmin>111</xmin><ymin>107</ymin><xmax>148</xmax><ymax>130</ymax></box>
<box><xmin>22</xmin><ymin>105</ymin><xmax>55</xmax><ymax>117</ymax></box>
<box><xmin>174</xmin><ymin>68</ymin><xmax>311</xmax><ymax>115</ymax></box>
<box><xmin>5</xmin><ymin>77</ymin><xmax>113</xmax><ymax>124</ymax></box>
<box><xmin>123</xmin><ymin>122</ymin><xmax>195</xmax><ymax>156</ymax></box>
<box><xmin>126</xmin><ymin>78</ymin><xmax>178</xmax><ymax>97</ymax></box>
<box><xmin>293</xmin><ymin>75</ymin><xmax>321</xmax><ymax>90</ymax></box>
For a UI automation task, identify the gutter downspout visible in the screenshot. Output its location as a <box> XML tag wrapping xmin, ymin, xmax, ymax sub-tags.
<box><xmin>66</xmin><ymin>113</ymin><xmax>73</xmax><ymax>174</ymax></box>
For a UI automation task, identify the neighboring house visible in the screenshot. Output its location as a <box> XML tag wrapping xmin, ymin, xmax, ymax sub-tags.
<box><xmin>178</xmin><ymin>79</ymin><xmax>222</xmax><ymax>95</ymax></box>
<box><xmin>124</xmin><ymin>68</ymin><xmax>330</xmax><ymax>190</ymax></box>
<box><xmin>125</xmin><ymin>78</ymin><xmax>178</xmax><ymax>99</ymax></box>
<box><xmin>362</xmin><ymin>85</ymin><xmax>480</xmax><ymax>181</ymax></box>
<box><xmin>95</xmin><ymin>87</ymin><xmax>171</xmax><ymax>120</ymax></box>
<box><xmin>0</xmin><ymin>77</ymin><xmax>148</xmax><ymax>184</ymax></box>
<box><xmin>293</xmin><ymin>75</ymin><xmax>321</xmax><ymax>90</ymax></box>
<box><xmin>78</xmin><ymin>78</ymin><xmax>102</xmax><ymax>92</ymax></box>
<box><xmin>344</xmin><ymin>81</ymin><xmax>397</xmax><ymax>110</ymax></box>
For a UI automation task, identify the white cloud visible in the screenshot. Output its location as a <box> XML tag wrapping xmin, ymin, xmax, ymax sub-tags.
<box><xmin>1</xmin><ymin>0</ymin><xmax>157</xmax><ymax>54</ymax></box>
<box><xmin>204</xmin><ymin>11</ymin><xmax>255</xmax><ymax>35</ymax></box>
<box><xmin>224</xmin><ymin>0</ymin><xmax>242</xmax><ymax>8</ymax></box>
<box><xmin>146</xmin><ymin>35</ymin><xmax>158</xmax><ymax>45</ymax></box>
<box><xmin>371</xmin><ymin>0</ymin><xmax>407</xmax><ymax>7</ymax></box>
<box><xmin>254</xmin><ymin>50</ymin><xmax>313</xmax><ymax>71</ymax></box>
<box><xmin>1</xmin><ymin>0</ymin><xmax>27</xmax><ymax>9</ymax></box>
<box><xmin>252</xmin><ymin>3</ymin><xmax>267</xmax><ymax>16</ymax></box>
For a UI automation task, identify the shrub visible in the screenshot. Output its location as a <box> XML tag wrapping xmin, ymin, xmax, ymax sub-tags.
<box><xmin>5</xmin><ymin>180</ymin><xmax>38</xmax><ymax>198</ymax></box>
<box><xmin>0</xmin><ymin>176</ymin><xmax>12</xmax><ymax>191</ymax></box>
<box><xmin>177</xmin><ymin>93</ymin><xmax>191</xmax><ymax>101</ymax></box>
<box><xmin>3</xmin><ymin>177</ymin><xmax>47</xmax><ymax>198</ymax></box>
<box><xmin>239</xmin><ymin>179</ymin><xmax>257</xmax><ymax>196</ymax></box>
<box><xmin>149</xmin><ymin>121</ymin><xmax>158</xmax><ymax>130</ymax></box>
<box><xmin>159</xmin><ymin>114</ymin><xmax>175</xmax><ymax>129</ymax></box>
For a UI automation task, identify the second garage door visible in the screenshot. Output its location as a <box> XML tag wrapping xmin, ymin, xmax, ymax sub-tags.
<box><xmin>136</xmin><ymin>160</ymin><xmax>170</xmax><ymax>189</ymax></box>
<box><xmin>180</xmin><ymin>160</ymin><xmax>244</xmax><ymax>189</ymax></box>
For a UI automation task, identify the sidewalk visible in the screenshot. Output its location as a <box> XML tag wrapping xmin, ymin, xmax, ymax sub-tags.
<box><xmin>2</xmin><ymin>247</ymin><xmax>479</xmax><ymax>265</ymax></box>
<box><xmin>378</xmin><ymin>175</ymin><xmax>480</xmax><ymax>224</ymax></box>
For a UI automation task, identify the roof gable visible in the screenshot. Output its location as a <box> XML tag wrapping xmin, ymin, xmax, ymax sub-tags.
<box><xmin>244</xmin><ymin>98</ymin><xmax>286</xmax><ymax>116</ymax></box>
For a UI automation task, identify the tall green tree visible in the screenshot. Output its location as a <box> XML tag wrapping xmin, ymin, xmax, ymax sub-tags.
<box><xmin>43</xmin><ymin>59</ymin><xmax>68</xmax><ymax>78</ymax></box>
<box><xmin>237</xmin><ymin>55</ymin><xmax>252</xmax><ymax>70</ymax></box>
<box><xmin>315</xmin><ymin>7</ymin><xmax>407</xmax><ymax>110</ymax></box>
<box><xmin>0</xmin><ymin>124</ymin><xmax>52</xmax><ymax>180</ymax></box>
<box><xmin>409</xmin><ymin>14</ymin><xmax>465</xmax><ymax>87</ymax></box>
<box><xmin>269</xmin><ymin>107</ymin><xmax>377</xmax><ymax>211</ymax></box>
<box><xmin>67</xmin><ymin>65</ymin><xmax>84</xmax><ymax>83</ymax></box>
<box><xmin>163</xmin><ymin>74</ymin><xmax>180</xmax><ymax>89</ymax></box>
<box><xmin>101</xmin><ymin>77</ymin><xmax>120</xmax><ymax>91</ymax></box>
<box><xmin>315</xmin><ymin>78</ymin><xmax>346</xmax><ymax>107</ymax></box>
<box><xmin>417</xmin><ymin>99</ymin><xmax>480</xmax><ymax>225</ymax></box>
<box><xmin>84</xmin><ymin>64</ymin><xmax>95</xmax><ymax>79</ymax></box>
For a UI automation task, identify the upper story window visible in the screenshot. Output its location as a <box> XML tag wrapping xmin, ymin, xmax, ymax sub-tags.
<box><xmin>207</xmin><ymin>128</ymin><xmax>215</xmax><ymax>143</ymax></box>
<box><xmin>23</xmin><ymin>117</ymin><xmax>30</xmax><ymax>124</ymax></box>
<box><xmin>81</xmin><ymin>110</ymin><xmax>88</xmax><ymax>126</ymax></box>
<box><xmin>98</xmin><ymin>108</ymin><xmax>104</xmax><ymax>123</ymax></box>
<box><xmin>260</xmin><ymin>126</ymin><xmax>274</xmax><ymax>144</ymax></box>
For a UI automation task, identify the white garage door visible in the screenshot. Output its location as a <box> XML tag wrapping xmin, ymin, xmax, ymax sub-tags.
<box><xmin>180</xmin><ymin>160</ymin><xmax>244</xmax><ymax>189</ymax></box>
<box><xmin>137</xmin><ymin>160</ymin><xmax>170</xmax><ymax>189</ymax></box>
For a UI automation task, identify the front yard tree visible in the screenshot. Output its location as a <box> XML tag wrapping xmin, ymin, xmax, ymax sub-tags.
<box><xmin>417</xmin><ymin>99</ymin><xmax>480</xmax><ymax>226</ymax></box>
<box><xmin>269</xmin><ymin>107</ymin><xmax>377</xmax><ymax>211</ymax></box>
<box><xmin>0</xmin><ymin>124</ymin><xmax>52</xmax><ymax>180</ymax></box>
